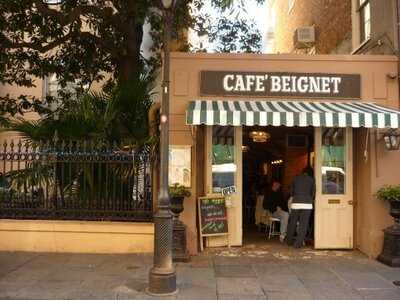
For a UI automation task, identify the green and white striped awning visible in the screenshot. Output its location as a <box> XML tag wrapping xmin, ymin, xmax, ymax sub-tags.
<box><xmin>186</xmin><ymin>100</ymin><xmax>400</xmax><ymax>128</ymax></box>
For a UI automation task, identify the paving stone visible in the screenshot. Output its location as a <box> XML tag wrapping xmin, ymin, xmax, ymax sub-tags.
<box><xmin>13</xmin><ymin>282</ymin><xmax>71</xmax><ymax>300</ymax></box>
<box><xmin>334</xmin><ymin>271</ymin><xmax>396</xmax><ymax>290</ymax></box>
<box><xmin>258</xmin><ymin>274</ymin><xmax>308</xmax><ymax>293</ymax></box>
<box><xmin>213</xmin><ymin>256</ymin><xmax>253</xmax><ymax>266</ymax></box>
<box><xmin>0</xmin><ymin>268</ymin><xmax>52</xmax><ymax>284</ymax></box>
<box><xmin>358</xmin><ymin>289</ymin><xmax>400</xmax><ymax>300</ymax></box>
<box><xmin>0</xmin><ymin>283</ymin><xmax>22</xmax><ymax>299</ymax></box>
<box><xmin>176</xmin><ymin>267</ymin><xmax>216</xmax><ymax>289</ymax></box>
<box><xmin>218</xmin><ymin>295</ymin><xmax>266</xmax><ymax>300</ymax></box>
<box><xmin>176</xmin><ymin>286</ymin><xmax>217</xmax><ymax>300</ymax></box>
<box><xmin>378</xmin><ymin>270</ymin><xmax>400</xmax><ymax>282</ymax></box>
<box><xmin>214</xmin><ymin>265</ymin><xmax>256</xmax><ymax>278</ymax></box>
<box><xmin>252</xmin><ymin>262</ymin><xmax>293</xmax><ymax>276</ymax></box>
<box><xmin>265</xmin><ymin>291</ymin><xmax>312</xmax><ymax>300</ymax></box>
<box><xmin>216</xmin><ymin>277</ymin><xmax>264</xmax><ymax>296</ymax></box>
<box><xmin>0</xmin><ymin>252</ymin><xmax>38</xmax><ymax>279</ymax></box>
<box><xmin>308</xmin><ymin>287</ymin><xmax>363</xmax><ymax>300</ymax></box>
<box><xmin>180</xmin><ymin>255</ymin><xmax>213</xmax><ymax>268</ymax></box>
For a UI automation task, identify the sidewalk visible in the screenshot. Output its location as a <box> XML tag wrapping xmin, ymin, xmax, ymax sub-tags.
<box><xmin>0</xmin><ymin>243</ymin><xmax>400</xmax><ymax>300</ymax></box>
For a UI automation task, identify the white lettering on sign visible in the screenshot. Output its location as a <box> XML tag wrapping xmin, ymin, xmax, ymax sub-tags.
<box><xmin>234</xmin><ymin>76</ymin><xmax>245</xmax><ymax>91</ymax></box>
<box><xmin>223</xmin><ymin>74</ymin><xmax>235</xmax><ymax>91</ymax></box>
<box><xmin>321</xmin><ymin>77</ymin><xmax>331</xmax><ymax>93</ymax></box>
<box><xmin>281</xmin><ymin>76</ymin><xmax>291</xmax><ymax>92</ymax></box>
<box><xmin>221</xmin><ymin>73</ymin><xmax>345</xmax><ymax>95</ymax></box>
<box><xmin>245</xmin><ymin>75</ymin><xmax>256</xmax><ymax>91</ymax></box>
<box><xmin>297</xmin><ymin>76</ymin><xmax>308</xmax><ymax>93</ymax></box>
<box><xmin>255</xmin><ymin>75</ymin><xmax>267</xmax><ymax>92</ymax></box>
<box><xmin>331</xmin><ymin>77</ymin><xmax>342</xmax><ymax>93</ymax></box>
<box><xmin>271</xmin><ymin>76</ymin><xmax>281</xmax><ymax>92</ymax></box>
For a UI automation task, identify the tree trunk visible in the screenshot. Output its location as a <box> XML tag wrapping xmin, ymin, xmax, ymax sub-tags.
<box><xmin>118</xmin><ymin>22</ymin><xmax>144</xmax><ymax>82</ymax></box>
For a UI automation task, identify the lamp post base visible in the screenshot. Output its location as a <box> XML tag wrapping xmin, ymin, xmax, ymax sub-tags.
<box><xmin>377</xmin><ymin>225</ymin><xmax>400</xmax><ymax>267</ymax></box>
<box><xmin>147</xmin><ymin>268</ymin><xmax>178</xmax><ymax>296</ymax></box>
<box><xmin>173</xmin><ymin>219</ymin><xmax>190</xmax><ymax>263</ymax></box>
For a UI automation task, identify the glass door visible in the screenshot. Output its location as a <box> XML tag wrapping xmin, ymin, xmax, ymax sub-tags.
<box><xmin>314</xmin><ymin>127</ymin><xmax>353</xmax><ymax>249</ymax></box>
<box><xmin>205</xmin><ymin>126</ymin><xmax>242</xmax><ymax>247</ymax></box>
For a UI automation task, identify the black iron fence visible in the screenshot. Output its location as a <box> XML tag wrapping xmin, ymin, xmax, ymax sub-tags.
<box><xmin>0</xmin><ymin>140</ymin><xmax>153</xmax><ymax>221</ymax></box>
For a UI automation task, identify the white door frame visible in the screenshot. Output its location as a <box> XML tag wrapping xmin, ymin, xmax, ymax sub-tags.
<box><xmin>314</xmin><ymin>127</ymin><xmax>354</xmax><ymax>249</ymax></box>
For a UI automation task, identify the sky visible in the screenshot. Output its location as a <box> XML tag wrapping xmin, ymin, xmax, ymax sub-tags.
<box><xmin>189</xmin><ymin>0</ymin><xmax>270</xmax><ymax>53</ymax></box>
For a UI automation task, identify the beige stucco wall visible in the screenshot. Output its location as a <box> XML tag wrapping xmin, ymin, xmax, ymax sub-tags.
<box><xmin>170</xmin><ymin>52</ymin><xmax>400</xmax><ymax>256</ymax></box>
<box><xmin>0</xmin><ymin>220</ymin><xmax>154</xmax><ymax>253</ymax></box>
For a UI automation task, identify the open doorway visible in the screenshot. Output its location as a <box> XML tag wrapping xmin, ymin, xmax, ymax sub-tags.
<box><xmin>242</xmin><ymin>126</ymin><xmax>315</xmax><ymax>246</ymax></box>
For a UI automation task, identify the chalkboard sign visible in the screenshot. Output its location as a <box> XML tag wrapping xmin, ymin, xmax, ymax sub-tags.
<box><xmin>198</xmin><ymin>195</ymin><xmax>229</xmax><ymax>251</ymax></box>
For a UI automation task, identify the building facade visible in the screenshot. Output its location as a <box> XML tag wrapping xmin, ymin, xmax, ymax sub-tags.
<box><xmin>267</xmin><ymin>0</ymin><xmax>352</xmax><ymax>54</ymax></box>
<box><xmin>263</xmin><ymin>0</ymin><xmax>400</xmax><ymax>258</ymax></box>
<box><xmin>352</xmin><ymin>0</ymin><xmax>398</xmax><ymax>55</ymax></box>
<box><xmin>171</xmin><ymin>52</ymin><xmax>400</xmax><ymax>258</ymax></box>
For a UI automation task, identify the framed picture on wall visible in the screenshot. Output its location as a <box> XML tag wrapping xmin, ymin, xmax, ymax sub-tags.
<box><xmin>169</xmin><ymin>145</ymin><xmax>192</xmax><ymax>187</ymax></box>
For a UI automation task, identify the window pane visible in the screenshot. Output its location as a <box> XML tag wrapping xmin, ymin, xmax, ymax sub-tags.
<box><xmin>288</xmin><ymin>0</ymin><xmax>296</xmax><ymax>13</ymax></box>
<box><xmin>321</xmin><ymin>128</ymin><xmax>346</xmax><ymax>195</ymax></box>
<box><xmin>360</xmin><ymin>2</ymin><xmax>371</xmax><ymax>42</ymax></box>
<box><xmin>212</xmin><ymin>126</ymin><xmax>236</xmax><ymax>193</ymax></box>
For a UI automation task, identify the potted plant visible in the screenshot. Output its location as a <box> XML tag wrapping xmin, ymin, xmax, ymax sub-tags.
<box><xmin>169</xmin><ymin>183</ymin><xmax>191</xmax><ymax>220</ymax></box>
<box><xmin>376</xmin><ymin>185</ymin><xmax>400</xmax><ymax>267</ymax></box>
<box><xmin>376</xmin><ymin>185</ymin><xmax>400</xmax><ymax>226</ymax></box>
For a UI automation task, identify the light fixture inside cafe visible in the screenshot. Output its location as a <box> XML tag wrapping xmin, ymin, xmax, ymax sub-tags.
<box><xmin>242</xmin><ymin>145</ymin><xmax>250</xmax><ymax>152</ymax></box>
<box><xmin>249</xmin><ymin>131</ymin><xmax>270</xmax><ymax>143</ymax></box>
<box><xmin>383</xmin><ymin>130</ymin><xmax>400</xmax><ymax>151</ymax></box>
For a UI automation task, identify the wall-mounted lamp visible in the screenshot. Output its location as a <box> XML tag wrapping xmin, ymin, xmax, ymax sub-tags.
<box><xmin>386</xmin><ymin>73</ymin><xmax>398</xmax><ymax>80</ymax></box>
<box><xmin>383</xmin><ymin>130</ymin><xmax>400</xmax><ymax>151</ymax></box>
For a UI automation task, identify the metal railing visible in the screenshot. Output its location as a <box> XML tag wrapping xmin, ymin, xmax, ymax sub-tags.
<box><xmin>0</xmin><ymin>140</ymin><xmax>153</xmax><ymax>221</ymax></box>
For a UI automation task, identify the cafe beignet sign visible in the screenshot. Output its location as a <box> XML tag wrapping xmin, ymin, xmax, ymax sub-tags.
<box><xmin>200</xmin><ymin>71</ymin><xmax>361</xmax><ymax>99</ymax></box>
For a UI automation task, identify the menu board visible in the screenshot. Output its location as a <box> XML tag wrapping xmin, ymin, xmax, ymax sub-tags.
<box><xmin>198</xmin><ymin>196</ymin><xmax>228</xmax><ymax>236</ymax></box>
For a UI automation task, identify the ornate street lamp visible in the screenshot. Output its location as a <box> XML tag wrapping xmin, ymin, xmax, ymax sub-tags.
<box><xmin>147</xmin><ymin>0</ymin><xmax>178</xmax><ymax>296</ymax></box>
<box><xmin>383</xmin><ymin>130</ymin><xmax>400</xmax><ymax>151</ymax></box>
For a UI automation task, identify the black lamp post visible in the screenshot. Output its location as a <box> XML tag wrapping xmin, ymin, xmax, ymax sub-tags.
<box><xmin>147</xmin><ymin>0</ymin><xmax>178</xmax><ymax>296</ymax></box>
<box><xmin>383</xmin><ymin>130</ymin><xmax>400</xmax><ymax>151</ymax></box>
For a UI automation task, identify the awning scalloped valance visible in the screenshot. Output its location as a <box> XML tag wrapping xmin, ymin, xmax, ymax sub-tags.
<box><xmin>186</xmin><ymin>100</ymin><xmax>400</xmax><ymax>129</ymax></box>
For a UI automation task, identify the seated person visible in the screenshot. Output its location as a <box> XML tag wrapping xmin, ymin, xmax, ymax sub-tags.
<box><xmin>263</xmin><ymin>181</ymin><xmax>289</xmax><ymax>242</ymax></box>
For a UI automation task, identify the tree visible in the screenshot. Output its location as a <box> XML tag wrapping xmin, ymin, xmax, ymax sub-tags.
<box><xmin>0</xmin><ymin>0</ymin><xmax>264</xmax><ymax>114</ymax></box>
<box><xmin>191</xmin><ymin>0</ymin><xmax>264</xmax><ymax>53</ymax></box>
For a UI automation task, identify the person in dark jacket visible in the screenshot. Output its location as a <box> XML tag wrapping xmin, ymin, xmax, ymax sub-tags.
<box><xmin>263</xmin><ymin>181</ymin><xmax>289</xmax><ymax>242</ymax></box>
<box><xmin>286</xmin><ymin>167</ymin><xmax>316</xmax><ymax>248</ymax></box>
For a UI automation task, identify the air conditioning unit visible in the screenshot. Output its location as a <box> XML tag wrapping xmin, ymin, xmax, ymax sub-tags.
<box><xmin>293</xmin><ymin>26</ymin><xmax>315</xmax><ymax>49</ymax></box>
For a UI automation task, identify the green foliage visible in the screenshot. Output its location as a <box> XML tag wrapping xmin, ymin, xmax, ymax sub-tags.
<box><xmin>169</xmin><ymin>183</ymin><xmax>191</xmax><ymax>198</ymax></box>
<box><xmin>0</xmin><ymin>0</ymin><xmax>265</xmax><ymax>120</ymax></box>
<box><xmin>208</xmin><ymin>18</ymin><xmax>262</xmax><ymax>53</ymax></box>
<box><xmin>7</xmin><ymin>72</ymin><xmax>155</xmax><ymax>146</ymax></box>
<box><xmin>191</xmin><ymin>0</ymin><xmax>264</xmax><ymax>53</ymax></box>
<box><xmin>376</xmin><ymin>185</ymin><xmax>400</xmax><ymax>202</ymax></box>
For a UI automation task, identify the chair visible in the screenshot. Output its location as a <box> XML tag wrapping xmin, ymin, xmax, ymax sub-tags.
<box><xmin>268</xmin><ymin>217</ymin><xmax>281</xmax><ymax>239</ymax></box>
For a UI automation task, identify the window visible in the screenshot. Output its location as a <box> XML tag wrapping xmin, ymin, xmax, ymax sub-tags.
<box><xmin>288</xmin><ymin>0</ymin><xmax>296</xmax><ymax>13</ymax></box>
<box><xmin>212</xmin><ymin>126</ymin><xmax>236</xmax><ymax>193</ymax></box>
<box><xmin>359</xmin><ymin>0</ymin><xmax>371</xmax><ymax>43</ymax></box>
<box><xmin>321</xmin><ymin>128</ymin><xmax>346</xmax><ymax>195</ymax></box>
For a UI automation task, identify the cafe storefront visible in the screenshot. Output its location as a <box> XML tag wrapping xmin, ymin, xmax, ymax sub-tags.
<box><xmin>168</xmin><ymin>52</ymin><xmax>400</xmax><ymax>258</ymax></box>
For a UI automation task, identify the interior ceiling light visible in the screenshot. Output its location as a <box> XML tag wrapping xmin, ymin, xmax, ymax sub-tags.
<box><xmin>249</xmin><ymin>131</ymin><xmax>270</xmax><ymax>143</ymax></box>
<box><xmin>271</xmin><ymin>159</ymin><xmax>284</xmax><ymax>165</ymax></box>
